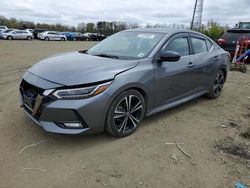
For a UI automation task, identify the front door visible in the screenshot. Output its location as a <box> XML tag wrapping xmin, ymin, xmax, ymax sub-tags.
<box><xmin>154</xmin><ymin>34</ymin><xmax>197</xmax><ymax>106</ymax></box>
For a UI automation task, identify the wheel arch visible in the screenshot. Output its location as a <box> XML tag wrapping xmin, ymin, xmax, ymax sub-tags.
<box><xmin>106</xmin><ymin>83</ymin><xmax>151</xmax><ymax>113</ymax></box>
<box><xmin>219</xmin><ymin>66</ymin><xmax>227</xmax><ymax>81</ymax></box>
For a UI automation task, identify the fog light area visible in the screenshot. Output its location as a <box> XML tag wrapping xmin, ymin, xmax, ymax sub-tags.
<box><xmin>63</xmin><ymin>122</ymin><xmax>83</xmax><ymax>128</ymax></box>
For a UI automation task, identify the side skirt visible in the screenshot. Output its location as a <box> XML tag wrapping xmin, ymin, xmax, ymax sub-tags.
<box><xmin>146</xmin><ymin>90</ymin><xmax>208</xmax><ymax>117</ymax></box>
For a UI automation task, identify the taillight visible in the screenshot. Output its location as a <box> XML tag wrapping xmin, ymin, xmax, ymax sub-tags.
<box><xmin>217</xmin><ymin>38</ymin><xmax>226</xmax><ymax>46</ymax></box>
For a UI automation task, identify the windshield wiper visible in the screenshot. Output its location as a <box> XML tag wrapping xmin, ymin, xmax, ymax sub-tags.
<box><xmin>93</xmin><ymin>53</ymin><xmax>119</xmax><ymax>59</ymax></box>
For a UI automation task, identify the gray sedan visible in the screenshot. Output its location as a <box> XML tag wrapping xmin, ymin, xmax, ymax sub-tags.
<box><xmin>19</xmin><ymin>28</ymin><xmax>230</xmax><ymax>137</ymax></box>
<box><xmin>2</xmin><ymin>30</ymin><xmax>33</xmax><ymax>40</ymax></box>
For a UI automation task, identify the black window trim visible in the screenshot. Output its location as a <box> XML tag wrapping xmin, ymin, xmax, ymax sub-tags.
<box><xmin>188</xmin><ymin>34</ymin><xmax>214</xmax><ymax>54</ymax></box>
<box><xmin>160</xmin><ymin>33</ymin><xmax>192</xmax><ymax>58</ymax></box>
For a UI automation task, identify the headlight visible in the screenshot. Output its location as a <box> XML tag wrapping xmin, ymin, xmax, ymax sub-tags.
<box><xmin>52</xmin><ymin>82</ymin><xmax>112</xmax><ymax>99</ymax></box>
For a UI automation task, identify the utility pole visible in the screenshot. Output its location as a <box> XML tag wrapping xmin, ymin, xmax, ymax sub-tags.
<box><xmin>191</xmin><ymin>0</ymin><xmax>204</xmax><ymax>31</ymax></box>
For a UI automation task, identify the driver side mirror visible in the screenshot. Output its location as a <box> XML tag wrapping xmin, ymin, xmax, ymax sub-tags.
<box><xmin>159</xmin><ymin>51</ymin><xmax>181</xmax><ymax>62</ymax></box>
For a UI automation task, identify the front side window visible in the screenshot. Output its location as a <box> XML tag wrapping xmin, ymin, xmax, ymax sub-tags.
<box><xmin>191</xmin><ymin>37</ymin><xmax>208</xmax><ymax>54</ymax></box>
<box><xmin>164</xmin><ymin>37</ymin><xmax>190</xmax><ymax>57</ymax></box>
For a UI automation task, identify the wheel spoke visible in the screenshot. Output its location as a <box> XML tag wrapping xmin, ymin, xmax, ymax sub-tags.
<box><xmin>118</xmin><ymin>117</ymin><xmax>128</xmax><ymax>132</ymax></box>
<box><xmin>128</xmin><ymin>95</ymin><xmax>132</xmax><ymax>111</ymax></box>
<box><xmin>114</xmin><ymin>113</ymin><xmax>126</xmax><ymax>119</ymax></box>
<box><xmin>130</xmin><ymin>101</ymin><xmax>142</xmax><ymax>113</ymax></box>
<box><xmin>130</xmin><ymin>114</ymin><xmax>139</xmax><ymax>123</ymax></box>
<box><xmin>218</xmin><ymin>84</ymin><xmax>223</xmax><ymax>90</ymax></box>
<box><xmin>218</xmin><ymin>76</ymin><xmax>224</xmax><ymax>83</ymax></box>
<box><xmin>215</xmin><ymin>76</ymin><xmax>219</xmax><ymax>84</ymax></box>
<box><xmin>213</xmin><ymin>85</ymin><xmax>218</xmax><ymax>92</ymax></box>
<box><xmin>128</xmin><ymin>116</ymin><xmax>138</xmax><ymax>129</ymax></box>
<box><xmin>216</xmin><ymin>87</ymin><xmax>219</xmax><ymax>94</ymax></box>
<box><xmin>115</xmin><ymin>110</ymin><xmax>126</xmax><ymax>115</ymax></box>
<box><xmin>124</xmin><ymin>97</ymin><xmax>129</xmax><ymax>111</ymax></box>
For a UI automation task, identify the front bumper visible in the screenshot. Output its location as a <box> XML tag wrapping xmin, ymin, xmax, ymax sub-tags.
<box><xmin>20</xmin><ymin>72</ymin><xmax>111</xmax><ymax>135</ymax></box>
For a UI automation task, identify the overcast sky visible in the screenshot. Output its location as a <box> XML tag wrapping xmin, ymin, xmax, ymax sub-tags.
<box><xmin>0</xmin><ymin>0</ymin><xmax>249</xmax><ymax>27</ymax></box>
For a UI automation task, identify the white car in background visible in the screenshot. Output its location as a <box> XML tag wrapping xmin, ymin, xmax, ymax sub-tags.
<box><xmin>2</xmin><ymin>30</ymin><xmax>33</xmax><ymax>40</ymax></box>
<box><xmin>38</xmin><ymin>31</ymin><xmax>67</xmax><ymax>41</ymax></box>
<box><xmin>0</xmin><ymin>26</ymin><xmax>8</xmax><ymax>32</ymax></box>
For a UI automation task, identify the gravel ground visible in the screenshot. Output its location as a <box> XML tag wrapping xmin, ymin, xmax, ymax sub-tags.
<box><xmin>0</xmin><ymin>40</ymin><xmax>249</xmax><ymax>188</ymax></box>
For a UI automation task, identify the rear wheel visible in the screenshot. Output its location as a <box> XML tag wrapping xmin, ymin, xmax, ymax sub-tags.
<box><xmin>61</xmin><ymin>37</ymin><xmax>65</xmax><ymax>41</ymax></box>
<box><xmin>27</xmin><ymin>36</ymin><xmax>32</xmax><ymax>40</ymax></box>
<box><xmin>44</xmin><ymin>37</ymin><xmax>49</xmax><ymax>41</ymax></box>
<box><xmin>7</xmin><ymin>36</ymin><xmax>13</xmax><ymax>40</ymax></box>
<box><xmin>105</xmin><ymin>90</ymin><xmax>145</xmax><ymax>137</ymax></box>
<box><xmin>206</xmin><ymin>70</ymin><xmax>225</xmax><ymax>99</ymax></box>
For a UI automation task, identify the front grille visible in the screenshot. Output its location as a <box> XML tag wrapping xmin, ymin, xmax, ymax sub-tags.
<box><xmin>20</xmin><ymin>80</ymin><xmax>53</xmax><ymax>119</ymax></box>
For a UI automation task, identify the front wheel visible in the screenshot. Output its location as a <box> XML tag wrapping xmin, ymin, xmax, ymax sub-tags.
<box><xmin>105</xmin><ymin>90</ymin><xmax>146</xmax><ymax>137</ymax></box>
<box><xmin>206</xmin><ymin>70</ymin><xmax>225</xmax><ymax>99</ymax></box>
<box><xmin>61</xmin><ymin>37</ymin><xmax>66</xmax><ymax>41</ymax></box>
<box><xmin>7</xmin><ymin>36</ymin><xmax>13</xmax><ymax>40</ymax></box>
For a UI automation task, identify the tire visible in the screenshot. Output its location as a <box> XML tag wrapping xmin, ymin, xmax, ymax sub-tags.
<box><xmin>73</xmin><ymin>37</ymin><xmax>76</xmax><ymax>41</ymax></box>
<box><xmin>206</xmin><ymin>70</ymin><xmax>225</xmax><ymax>99</ymax></box>
<box><xmin>27</xmin><ymin>36</ymin><xmax>32</xmax><ymax>40</ymax></box>
<box><xmin>105</xmin><ymin>90</ymin><xmax>146</xmax><ymax>137</ymax></box>
<box><xmin>7</xmin><ymin>36</ymin><xmax>13</xmax><ymax>40</ymax></box>
<box><xmin>44</xmin><ymin>37</ymin><xmax>49</xmax><ymax>41</ymax></box>
<box><xmin>61</xmin><ymin>37</ymin><xmax>65</xmax><ymax>41</ymax></box>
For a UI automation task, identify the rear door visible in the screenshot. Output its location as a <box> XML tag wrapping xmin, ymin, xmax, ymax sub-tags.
<box><xmin>21</xmin><ymin>31</ymin><xmax>28</xmax><ymax>39</ymax></box>
<box><xmin>154</xmin><ymin>33</ymin><xmax>197</xmax><ymax>106</ymax></box>
<box><xmin>189</xmin><ymin>35</ymin><xmax>216</xmax><ymax>90</ymax></box>
<box><xmin>48</xmin><ymin>32</ymin><xmax>56</xmax><ymax>40</ymax></box>
<box><xmin>53</xmin><ymin>32</ymin><xmax>61</xmax><ymax>40</ymax></box>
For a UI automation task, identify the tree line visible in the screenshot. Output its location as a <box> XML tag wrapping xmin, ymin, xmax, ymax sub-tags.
<box><xmin>0</xmin><ymin>15</ymin><xmax>229</xmax><ymax>40</ymax></box>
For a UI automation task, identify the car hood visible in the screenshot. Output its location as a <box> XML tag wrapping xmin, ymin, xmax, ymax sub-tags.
<box><xmin>28</xmin><ymin>51</ymin><xmax>139</xmax><ymax>86</ymax></box>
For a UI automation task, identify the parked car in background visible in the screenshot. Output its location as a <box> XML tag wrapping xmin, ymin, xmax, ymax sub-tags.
<box><xmin>237</xmin><ymin>22</ymin><xmax>250</xmax><ymax>29</ymax></box>
<box><xmin>217</xmin><ymin>22</ymin><xmax>250</xmax><ymax>57</ymax></box>
<box><xmin>20</xmin><ymin>28</ymin><xmax>230</xmax><ymax>137</ymax></box>
<box><xmin>38</xmin><ymin>31</ymin><xmax>67</xmax><ymax>41</ymax></box>
<box><xmin>2</xmin><ymin>30</ymin><xmax>33</xmax><ymax>40</ymax></box>
<box><xmin>0</xmin><ymin>29</ymin><xmax>16</xmax><ymax>39</ymax></box>
<box><xmin>32</xmin><ymin>28</ymin><xmax>48</xmax><ymax>39</ymax></box>
<box><xmin>65</xmin><ymin>32</ymin><xmax>87</xmax><ymax>41</ymax></box>
<box><xmin>26</xmin><ymin>29</ymin><xmax>33</xmax><ymax>33</ymax></box>
<box><xmin>0</xmin><ymin>26</ymin><xmax>8</xmax><ymax>33</ymax></box>
<box><xmin>84</xmin><ymin>33</ymin><xmax>106</xmax><ymax>41</ymax></box>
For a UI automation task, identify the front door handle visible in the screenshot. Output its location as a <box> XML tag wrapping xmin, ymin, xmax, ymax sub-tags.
<box><xmin>187</xmin><ymin>62</ymin><xmax>194</xmax><ymax>68</ymax></box>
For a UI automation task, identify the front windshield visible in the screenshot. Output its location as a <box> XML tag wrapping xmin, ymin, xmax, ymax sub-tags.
<box><xmin>87</xmin><ymin>31</ymin><xmax>164</xmax><ymax>60</ymax></box>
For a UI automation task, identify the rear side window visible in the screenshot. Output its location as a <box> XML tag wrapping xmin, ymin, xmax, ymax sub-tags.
<box><xmin>164</xmin><ymin>37</ymin><xmax>190</xmax><ymax>56</ymax></box>
<box><xmin>206</xmin><ymin>40</ymin><xmax>213</xmax><ymax>51</ymax></box>
<box><xmin>191</xmin><ymin>38</ymin><xmax>208</xmax><ymax>54</ymax></box>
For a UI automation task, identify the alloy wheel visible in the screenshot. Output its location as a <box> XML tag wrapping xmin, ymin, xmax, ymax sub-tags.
<box><xmin>113</xmin><ymin>95</ymin><xmax>144</xmax><ymax>133</ymax></box>
<box><xmin>213</xmin><ymin>72</ymin><xmax>224</xmax><ymax>97</ymax></box>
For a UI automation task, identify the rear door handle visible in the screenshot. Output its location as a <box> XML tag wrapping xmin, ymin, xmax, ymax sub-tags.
<box><xmin>187</xmin><ymin>62</ymin><xmax>194</xmax><ymax>68</ymax></box>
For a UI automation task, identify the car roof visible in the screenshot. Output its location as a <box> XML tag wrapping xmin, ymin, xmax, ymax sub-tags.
<box><xmin>122</xmin><ymin>28</ymin><xmax>212</xmax><ymax>41</ymax></box>
<box><xmin>124</xmin><ymin>28</ymin><xmax>202</xmax><ymax>35</ymax></box>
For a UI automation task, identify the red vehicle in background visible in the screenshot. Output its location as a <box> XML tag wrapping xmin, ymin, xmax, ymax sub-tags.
<box><xmin>217</xmin><ymin>22</ymin><xmax>250</xmax><ymax>61</ymax></box>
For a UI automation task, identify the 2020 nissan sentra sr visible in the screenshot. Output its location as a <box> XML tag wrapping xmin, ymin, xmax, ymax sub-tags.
<box><xmin>20</xmin><ymin>28</ymin><xmax>230</xmax><ymax>137</ymax></box>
